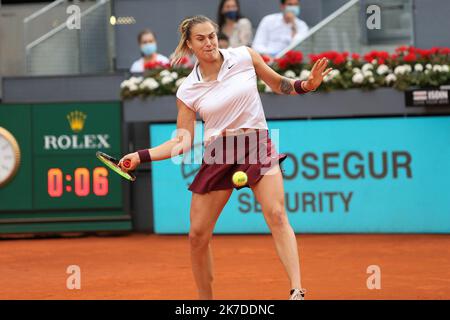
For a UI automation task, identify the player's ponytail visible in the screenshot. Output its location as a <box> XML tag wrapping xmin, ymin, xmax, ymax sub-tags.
<box><xmin>172</xmin><ymin>15</ymin><xmax>218</xmax><ymax>66</ymax></box>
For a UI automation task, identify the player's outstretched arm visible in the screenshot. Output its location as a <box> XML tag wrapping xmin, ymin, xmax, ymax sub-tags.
<box><xmin>118</xmin><ymin>99</ymin><xmax>195</xmax><ymax>171</ymax></box>
<box><xmin>247</xmin><ymin>47</ymin><xmax>332</xmax><ymax>95</ymax></box>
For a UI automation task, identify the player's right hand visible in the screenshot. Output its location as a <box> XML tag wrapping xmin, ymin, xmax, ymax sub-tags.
<box><xmin>118</xmin><ymin>152</ymin><xmax>140</xmax><ymax>172</ymax></box>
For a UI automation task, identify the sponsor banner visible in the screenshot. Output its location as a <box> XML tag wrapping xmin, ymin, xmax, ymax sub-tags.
<box><xmin>151</xmin><ymin>116</ymin><xmax>450</xmax><ymax>233</ymax></box>
<box><xmin>33</xmin><ymin>103</ymin><xmax>121</xmax><ymax>155</ymax></box>
<box><xmin>405</xmin><ymin>88</ymin><xmax>450</xmax><ymax>107</ymax></box>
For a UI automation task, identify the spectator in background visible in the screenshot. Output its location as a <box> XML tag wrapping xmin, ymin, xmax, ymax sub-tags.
<box><xmin>130</xmin><ymin>29</ymin><xmax>170</xmax><ymax>73</ymax></box>
<box><xmin>218</xmin><ymin>32</ymin><xmax>230</xmax><ymax>49</ymax></box>
<box><xmin>217</xmin><ymin>0</ymin><xmax>253</xmax><ymax>47</ymax></box>
<box><xmin>252</xmin><ymin>0</ymin><xmax>309</xmax><ymax>57</ymax></box>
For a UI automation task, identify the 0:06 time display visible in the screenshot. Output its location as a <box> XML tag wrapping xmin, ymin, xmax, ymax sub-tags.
<box><xmin>47</xmin><ymin>167</ymin><xmax>109</xmax><ymax>197</ymax></box>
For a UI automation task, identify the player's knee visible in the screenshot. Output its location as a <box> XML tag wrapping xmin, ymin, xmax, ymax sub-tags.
<box><xmin>266</xmin><ymin>204</ymin><xmax>288</xmax><ymax>228</ymax></box>
<box><xmin>189</xmin><ymin>229</ymin><xmax>210</xmax><ymax>250</ymax></box>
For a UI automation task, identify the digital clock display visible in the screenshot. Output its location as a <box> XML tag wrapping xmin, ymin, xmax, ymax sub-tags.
<box><xmin>34</xmin><ymin>156</ymin><xmax>123</xmax><ymax>210</ymax></box>
<box><xmin>47</xmin><ymin>167</ymin><xmax>109</xmax><ymax>197</ymax></box>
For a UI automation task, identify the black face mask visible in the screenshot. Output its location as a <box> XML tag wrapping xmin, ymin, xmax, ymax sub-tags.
<box><xmin>224</xmin><ymin>10</ymin><xmax>239</xmax><ymax>21</ymax></box>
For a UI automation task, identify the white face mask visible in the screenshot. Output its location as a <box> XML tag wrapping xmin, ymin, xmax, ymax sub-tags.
<box><xmin>284</xmin><ymin>5</ymin><xmax>301</xmax><ymax>17</ymax></box>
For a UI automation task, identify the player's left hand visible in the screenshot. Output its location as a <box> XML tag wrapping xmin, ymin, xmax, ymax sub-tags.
<box><xmin>305</xmin><ymin>57</ymin><xmax>333</xmax><ymax>91</ymax></box>
<box><xmin>118</xmin><ymin>152</ymin><xmax>140</xmax><ymax>172</ymax></box>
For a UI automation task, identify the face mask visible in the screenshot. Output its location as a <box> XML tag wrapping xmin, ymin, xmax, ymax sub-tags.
<box><xmin>284</xmin><ymin>5</ymin><xmax>300</xmax><ymax>17</ymax></box>
<box><xmin>141</xmin><ymin>43</ymin><xmax>157</xmax><ymax>56</ymax></box>
<box><xmin>224</xmin><ymin>10</ymin><xmax>239</xmax><ymax>21</ymax></box>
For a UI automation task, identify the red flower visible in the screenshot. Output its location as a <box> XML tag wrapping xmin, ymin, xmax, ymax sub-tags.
<box><xmin>430</xmin><ymin>47</ymin><xmax>440</xmax><ymax>55</ymax></box>
<box><xmin>363</xmin><ymin>50</ymin><xmax>389</xmax><ymax>64</ymax></box>
<box><xmin>275</xmin><ymin>50</ymin><xmax>303</xmax><ymax>70</ymax></box>
<box><xmin>333</xmin><ymin>54</ymin><xmax>346</xmax><ymax>65</ymax></box>
<box><xmin>144</xmin><ymin>60</ymin><xmax>168</xmax><ymax>70</ymax></box>
<box><xmin>403</xmin><ymin>52</ymin><xmax>417</xmax><ymax>62</ymax></box>
<box><xmin>395</xmin><ymin>46</ymin><xmax>409</xmax><ymax>53</ymax></box>
<box><xmin>275</xmin><ymin>58</ymin><xmax>288</xmax><ymax>69</ymax></box>
<box><xmin>363</xmin><ymin>51</ymin><xmax>376</xmax><ymax>62</ymax></box>
<box><xmin>415</xmin><ymin>48</ymin><xmax>431</xmax><ymax>59</ymax></box>
<box><xmin>309</xmin><ymin>54</ymin><xmax>320</xmax><ymax>63</ymax></box>
<box><xmin>285</xmin><ymin>50</ymin><xmax>303</xmax><ymax>64</ymax></box>
<box><xmin>261</xmin><ymin>55</ymin><xmax>272</xmax><ymax>64</ymax></box>
<box><xmin>351</xmin><ymin>53</ymin><xmax>360</xmax><ymax>60</ymax></box>
<box><xmin>439</xmin><ymin>47</ymin><xmax>450</xmax><ymax>55</ymax></box>
<box><xmin>178</xmin><ymin>56</ymin><xmax>190</xmax><ymax>65</ymax></box>
<box><xmin>378</xmin><ymin>51</ymin><xmax>390</xmax><ymax>60</ymax></box>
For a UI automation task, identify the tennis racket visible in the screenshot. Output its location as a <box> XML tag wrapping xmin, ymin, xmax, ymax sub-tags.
<box><xmin>96</xmin><ymin>151</ymin><xmax>136</xmax><ymax>182</ymax></box>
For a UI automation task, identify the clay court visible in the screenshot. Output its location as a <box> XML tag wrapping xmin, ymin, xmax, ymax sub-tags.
<box><xmin>1</xmin><ymin>234</ymin><xmax>449</xmax><ymax>300</ymax></box>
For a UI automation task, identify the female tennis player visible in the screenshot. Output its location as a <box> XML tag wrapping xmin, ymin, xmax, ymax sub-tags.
<box><xmin>119</xmin><ymin>15</ymin><xmax>331</xmax><ymax>300</ymax></box>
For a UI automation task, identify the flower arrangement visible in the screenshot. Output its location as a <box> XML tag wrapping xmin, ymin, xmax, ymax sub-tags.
<box><xmin>120</xmin><ymin>46</ymin><xmax>450</xmax><ymax>99</ymax></box>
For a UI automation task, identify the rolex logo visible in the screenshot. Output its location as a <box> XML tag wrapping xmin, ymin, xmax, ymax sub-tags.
<box><xmin>67</xmin><ymin>111</ymin><xmax>87</xmax><ymax>133</ymax></box>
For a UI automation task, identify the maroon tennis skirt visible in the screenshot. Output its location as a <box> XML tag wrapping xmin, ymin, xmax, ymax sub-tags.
<box><xmin>188</xmin><ymin>129</ymin><xmax>287</xmax><ymax>194</ymax></box>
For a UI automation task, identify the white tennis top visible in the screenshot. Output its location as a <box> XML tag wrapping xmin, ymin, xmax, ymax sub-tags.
<box><xmin>176</xmin><ymin>46</ymin><xmax>268</xmax><ymax>145</ymax></box>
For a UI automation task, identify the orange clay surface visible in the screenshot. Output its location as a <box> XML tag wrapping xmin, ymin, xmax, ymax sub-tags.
<box><xmin>0</xmin><ymin>234</ymin><xmax>449</xmax><ymax>300</ymax></box>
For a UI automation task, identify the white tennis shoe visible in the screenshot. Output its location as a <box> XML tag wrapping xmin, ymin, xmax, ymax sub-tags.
<box><xmin>289</xmin><ymin>288</ymin><xmax>306</xmax><ymax>300</ymax></box>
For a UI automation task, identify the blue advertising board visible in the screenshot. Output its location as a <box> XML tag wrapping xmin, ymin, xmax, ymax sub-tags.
<box><xmin>151</xmin><ymin>116</ymin><xmax>450</xmax><ymax>233</ymax></box>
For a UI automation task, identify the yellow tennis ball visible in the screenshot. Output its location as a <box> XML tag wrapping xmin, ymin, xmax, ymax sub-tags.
<box><xmin>232</xmin><ymin>171</ymin><xmax>248</xmax><ymax>187</ymax></box>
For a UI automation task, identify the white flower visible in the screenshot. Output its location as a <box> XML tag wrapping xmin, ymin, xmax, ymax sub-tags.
<box><xmin>129</xmin><ymin>76</ymin><xmax>143</xmax><ymax>84</ymax></box>
<box><xmin>120</xmin><ymin>80</ymin><xmax>130</xmax><ymax>89</ymax></box>
<box><xmin>332</xmin><ymin>69</ymin><xmax>340</xmax><ymax>77</ymax></box>
<box><xmin>171</xmin><ymin>72</ymin><xmax>179</xmax><ymax>79</ymax></box>
<box><xmin>284</xmin><ymin>70</ymin><xmax>296</xmax><ymax>78</ymax></box>
<box><xmin>363</xmin><ymin>70</ymin><xmax>373</xmax><ymax>78</ymax></box>
<box><xmin>385</xmin><ymin>73</ymin><xmax>397</xmax><ymax>85</ymax></box>
<box><xmin>368</xmin><ymin>76</ymin><xmax>375</xmax><ymax>83</ymax></box>
<box><xmin>414</xmin><ymin>64</ymin><xmax>424</xmax><ymax>72</ymax></box>
<box><xmin>394</xmin><ymin>66</ymin><xmax>406</xmax><ymax>75</ymax></box>
<box><xmin>403</xmin><ymin>65</ymin><xmax>412</xmax><ymax>73</ymax></box>
<box><xmin>175</xmin><ymin>77</ymin><xmax>186</xmax><ymax>88</ymax></box>
<box><xmin>324</xmin><ymin>69</ymin><xmax>340</xmax><ymax>83</ymax></box>
<box><xmin>376</xmin><ymin>64</ymin><xmax>389</xmax><ymax>75</ymax></box>
<box><xmin>371</xmin><ymin>59</ymin><xmax>378</xmax><ymax>65</ymax></box>
<box><xmin>346</xmin><ymin>61</ymin><xmax>353</xmax><ymax>67</ymax></box>
<box><xmin>425</xmin><ymin>69</ymin><xmax>430</xmax><ymax>75</ymax></box>
<box><xmin>433</xmin><ymin>65</ymin><xmax>443</xmax><ymax>72</ymax></box>
<box><xmin>128</xmin><ymin>84</ymin><xmax>138</xmax><ymax>91</ymax></box>
<box><xmin>160</xmin><ymin>70</ymin><xmax>171</xmax><ymax>77</ymax></box>
<box><xmin>121</xmin><ymin>79</ymin><xmax>141</xmax><ymax>91</ymax></box>
<box><xmin>426</xmin><ymin>64</ymin><xmax>432</xmax><ymax>70</ymax></box>
<box><xmin>161</xmin><ymin>76</ymin><xmax>174</xmax><ymax>85</ymax></box>
<box><xmin>352</xmin><ymin>73</ymin><xmax>364</xmax><ymax>84</ymax></box>
<box><xmin>299</xmin><ymin>70</ymin><xmax>311</xmax><ymax>81</ymax></box>
<box><xmin>443</xmin><ymin>65</ymin><xmax>450</xmax><ymax>73</ymax></box>
<box><xmin>362</xmin><ymin>63</ymin><xmax>374</xmax><ymax>72</ymax></box>
<box><xmin>141</xmin><ymin>78</ymin><xmax>159</xmax><ymax>90</ymax></box>
<box><xmin>352</xmin><ymin>67</ymin><xmax>361</xmax><ymax>74</ymax></box>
